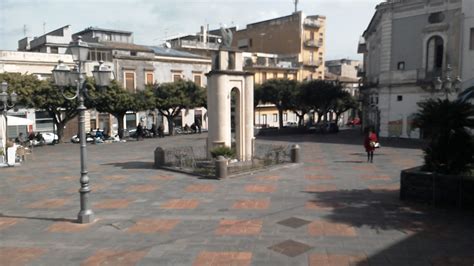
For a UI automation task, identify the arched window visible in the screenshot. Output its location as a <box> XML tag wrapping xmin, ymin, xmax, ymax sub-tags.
<box><xmin>426</xmin><ymin>36</ymin><xmax>444</xmax><ymax>77</ymax></box>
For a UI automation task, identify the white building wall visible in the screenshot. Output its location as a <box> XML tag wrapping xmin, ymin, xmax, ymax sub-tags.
<box><xmin>462</xmin><ymin>0</ymin><xmax>474</xmax><ymax>89</ymax></box>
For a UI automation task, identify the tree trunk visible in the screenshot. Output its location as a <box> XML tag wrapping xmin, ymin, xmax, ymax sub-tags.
<box><xmin>335</xmin><ymin>113</ymin><xmax>341</xmax><ymax>125</ymax></box>
<box><xmin>167</xmin><ymin>116</ymin><xmax>174</xmax><ymax>136</ymax></box>
<box><xmin>56</xmin><ymin>122</ymin><xmax>66</xmax><ymax>143</ymax></box>
<box><xmin>278</xmin><ymin>108</ymin><xmax>284</xmax><ymax>129</ymax></box>
<box><xmin>116</xmin><ymin>114</ymin><xmax>125</xmax><ymax>139</ymax></box>
<box><xmin>318</xmin><ymin>113</ymin><xmax>324</xmax><ymax>124</ymax></box>
<box><xmin>297</xmin><ymin>114</ymin><xmax>305</xmax><ymax>127</ymax></box>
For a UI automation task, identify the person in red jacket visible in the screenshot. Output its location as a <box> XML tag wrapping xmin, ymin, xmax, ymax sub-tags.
<box><xmin>364</xmin><ymin>128</ymin><xmax>378</xmax><ymax>163</ymax></box>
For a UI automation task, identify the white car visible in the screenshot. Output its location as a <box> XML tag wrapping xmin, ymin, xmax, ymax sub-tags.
<box><xmin>42</xmin><ymin>132</ymin><xmax>59</xmax><ymax>144</ymax></box>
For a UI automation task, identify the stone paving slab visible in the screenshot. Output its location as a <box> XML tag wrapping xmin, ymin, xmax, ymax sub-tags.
<box><xmin>1</xmin><ymin>131</ymin><xmax>474</xmax><ymax>265</ymax></box>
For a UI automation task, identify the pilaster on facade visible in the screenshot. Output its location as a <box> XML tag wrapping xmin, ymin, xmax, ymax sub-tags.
<box><xmin>379</xmin><ymin>13</ymin><xmax>393</xmax><ymax>73</ymax></box>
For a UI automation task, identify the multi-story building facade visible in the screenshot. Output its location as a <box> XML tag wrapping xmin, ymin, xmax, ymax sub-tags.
<box><xmin>18</xmin><ymin>25</ymin><xmax>72</xmax><ymax>54</ymax></box>
<box><xmin>358</xmin><ymin>0</ymin><xmax>474</xmax><ymax>138</ymax></box>
<box><xmin>325</xmin><ymin>59</ymin><xmax>362</xmax><ymax>125</ymax></box>
<box><xmin>166</xmin><ymin>25</ymin><xmax>224</xmax><ymax>58</ymax></box>
<box><xmin>232</xmin><ymin>11</ymin><xmax>326</xmax><ymax>81</ymax></box>
<box><xmin>242</xmin><ymin>52</ymin><xmax>300</xmax><ymax>127</ymax></box>
<box><xmin>325</xmin><ymin>59</ymin><xmax>362</xmax><ymax>80</ymax></box>
<box><xmin>1</xmin><ymin>26</ymin><xmax>211</xmax><ymax>140</ymax></box>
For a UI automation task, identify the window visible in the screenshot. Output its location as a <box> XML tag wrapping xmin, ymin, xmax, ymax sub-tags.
<box><xmin>130</xmin><ymin>51</ymin><xmax>137</xmax><ymax>56</ymax></box>
<box><xmin>273</xmin><ymin>114</ymin><xmax>278</xmax><ymax>122</ymax></box>
<box><xmin>146</xmin><ymin>72</ymin><xmax>154</xmax><ymax>85</ymax></box>
<box><xmin>124</xmin><ymin>72</ymin><xmax>135</xmax><ymax>92</ymax></box>
<box><xmin>397</xmin><ymin>61</ymin><xmax>405</xmax><ymax>70</ymax></box>
<box><xmin>283</xmin><ymin>113</ymin><xmax>288</xmax><ymax>122</ymax></box>
<box><xmin>228</xmin><ymin>52</ymin><xmax>236</xmax><ymax>70</ymax></box>
<box><xmin>470</xmin><ymin>28</ymin><xmax>474</xmax><ymax>50</ymax></box>
<box><xmin>426</xmin><ymin>36</ymin><xmax>444</xmax><ymax>77</ymax></box>
<box><xmin>262</xmin><ymin>72</ymin><xmax>267</xmax><ymax>82</ymax></box>
<box><xmin>261</xmin><ymin>114</ymin><xmax>267</xmax><ymax>126</ymax></box>
<box><xmin>428</xmin><ymin>12</ymin><xmax>445</xmax><ymax>24</ymax></box>
<box><xmin>50</xmin><ymin>46</ymin><xmax>58</xmax><ymax>54</ymax></box>
<box><xmin>194</xmin><ymin>74</ymin><xmax>202</xmax><ymax>86</ymax></box>
<box><xmin>173</xmin><ymin>73</ymin><xmax>182</xmax><ymax>82</ymax></box>
<box><xmin>310</xmin><ymin>31</ymin><xmax>315</xmax><ymax>40</ymax></box>
<box><xmin>397</xmin><ymin>95</ymin><xmax>403</xmax><ymax>101</ymax></box>
<box><xmin>274</xmin><ymin>72</ymin><xmax>278</xmax><ymax>79</ymax></box>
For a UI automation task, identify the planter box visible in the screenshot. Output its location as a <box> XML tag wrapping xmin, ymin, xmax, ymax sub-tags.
<box><xmin>400</xmin><ymin>166</ymin><xmax>474</xmax><ymax>209</ymax></box>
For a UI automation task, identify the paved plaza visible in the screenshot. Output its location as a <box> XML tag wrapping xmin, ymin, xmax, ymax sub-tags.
<box><xmin>0</xmin><ymin>130</ymin><xmax>473</xmax><ymax>266</ymax></box>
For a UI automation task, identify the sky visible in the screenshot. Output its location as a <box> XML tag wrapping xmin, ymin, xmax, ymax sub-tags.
<box><xmin>0</xmin><ymin>0</ymin><xmax>382</xmax><ymax>60</ymax></box>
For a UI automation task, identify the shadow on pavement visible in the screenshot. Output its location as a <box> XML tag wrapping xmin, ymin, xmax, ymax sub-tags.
<box><xmin>0</xmin><ymin>213</ymin><xmax>77</xmax><ymax>223</ymax></box>
<box><xmin>102</xmin><ymin>161</ymin><xmax>155</xmax><ymax>169</ymax></box>
<box><xmin>257</xmin><ymin>128</ymin><xmax>426</xmax><ymax>150</ymax></box>
<box><xmin>303</xmin><ymin>189</ymin><xmax>474</xmax><ymax>265</ymax></box>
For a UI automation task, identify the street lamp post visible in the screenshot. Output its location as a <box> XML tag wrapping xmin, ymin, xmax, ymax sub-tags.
<box><xmin>0</xmin><ymin>81</ymin><xmax>18</xmax><ymax>163</ymax></box>
<box><xmin>433</xmin><ymin>65</ymin><xmax>462</xmax><ymax>99</ymax></box>
<box><xmin>52</xmin><ymin>36</ymin><xmax>112</xmax><ymax>224</ymax></box>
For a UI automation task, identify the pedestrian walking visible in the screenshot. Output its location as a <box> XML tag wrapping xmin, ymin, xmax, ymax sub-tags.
<box><xmin>364</xmin><ymin>127</ymin><xmax>379</xmax><ymax>163</ymax></box>
<box><xmin>196</xmin><ymin>118</ymin><xmax>201</xmax><ymax>134</ymax></box>
<box><xmin>158</xmin><ymin>123</ymin><xmax>164</xmax><ymax>138</ymax></box>
<box><xmin>151</xmin><ymin>123</ymin><xmax>157</xmax><ymax>138</ymax></box>
<box><xmin>136</xmin><ymin>122</ymin><xmax>143</xmax><ymax>141</ymax></box>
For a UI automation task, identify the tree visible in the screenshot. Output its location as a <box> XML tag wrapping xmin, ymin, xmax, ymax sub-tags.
<box><xmin>290</xmin><ymin>82</ymin><xmax>312</xmax><ymax>127</ymax></box>
<box><xmin>300</xmin><ymin>80</ymin><xmax>344</xmax><ymax>123</ymax></box>
<box><xmin>257</xmin><ymin>79</ymin><xmax>298</xmax><ymax>128</ymax></box>
<box><xmin>333</xmin><ymin>90</ymin><xmax>358</xmax><ymax>123</ymax></box>
<box><xmin>92</xmin><ymin>81</ymin><xmax>141</xmax><ymax>139</ymax></box>
<box><xmin>0</xmin><ymin>73</ymin><xmax>80</xmax><ymax>143</ymax></box>
<box><xmin>414</xmin><ymin>99</ymin><xmax>474</xmax><ymax>175</ymax></box>
<box><xmin>152</xmin><ymin>80</ymin><xmax>206</xmax><ymax>135</ymax></box>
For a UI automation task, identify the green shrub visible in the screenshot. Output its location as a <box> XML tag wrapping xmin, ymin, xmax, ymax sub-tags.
<box><xmin>414</xmin><ymin>99</ymin><xmax>474</xmax><ymax>175</ymax></box>
<box><xmin>210</xmin><ymin>146</ymin><xmax>236</xmax><ymax>159</ymax></box>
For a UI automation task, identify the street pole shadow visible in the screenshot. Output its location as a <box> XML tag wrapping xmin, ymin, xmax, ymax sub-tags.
<box><xmin>102</xmin><ymin>161</ymin><xmax>155</xmax><ymax>169</ymax></box>
<box><xmin>0</xmin><ymin>213</ymin><xmax>77</xmax><ymax>223</ymax></box>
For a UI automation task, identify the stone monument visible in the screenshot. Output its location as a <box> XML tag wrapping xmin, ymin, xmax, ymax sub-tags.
<box><xmin>206</xmin><ymin>29</ymin><xmax>254</xmax><ymax>161</ymax></box>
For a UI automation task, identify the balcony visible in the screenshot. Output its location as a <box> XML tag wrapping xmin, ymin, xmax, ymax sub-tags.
<box><xmin>175</xmin><ymin>39</ymin><xmax>220</xmax><ymax>50</ymax></box>
<box><xmin>303</xmin><ymin>60</ymin><xmax>322</xmax><ymax>67</ymax></box>
<box><xmin>303</xmin><ymin>18</ymin><xmax>321</xmax><ymax>28</ymax></box>
<box><xmin>304</xmin><ymin>39</ymin><xmax>323</xmax><ymax>48</ymax></box>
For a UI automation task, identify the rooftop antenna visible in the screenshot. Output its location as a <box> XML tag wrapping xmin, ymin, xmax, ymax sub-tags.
<box><xmin>23</xmin><ymin>24</ymin><xmax>28</xmax><ymax>36</ymax></box>
<box><xmin>43</xmin><ymin>22</ymin><xmax>46</xmax><ymax>34</ymax></box>
<box><xmin>294</xmin><ymin>0</ymin><xmax>299</xmax><ymax>13</ymax></box>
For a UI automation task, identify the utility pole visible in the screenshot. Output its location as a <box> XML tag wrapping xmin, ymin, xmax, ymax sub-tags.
<box><xmin>294</xmin><ymin>0</ymin><xmax>299</xmax><ymax>13</ymax></box>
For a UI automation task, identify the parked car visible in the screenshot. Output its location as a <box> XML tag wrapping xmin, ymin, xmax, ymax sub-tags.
<box><xmin>70</xmin><ymin>133</ymin><xmax>95</xmax><ymax>143</ymax></box>
<box><xmin>346</xmin><ymin>118</ymin><xmax>361</xmax><ymax>126</ymax></box>
<box><xmin>286</xmin><ymin>122</ymin><xmax>298</xmax><ymax>127</ymax></box>
<box><xmin>42</xmin><ymin>132</ymin><xmax>59</xmax><ymax>144</ymax></box>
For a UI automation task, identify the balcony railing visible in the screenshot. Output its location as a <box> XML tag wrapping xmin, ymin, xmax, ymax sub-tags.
<box><xmin>303</xmin><ymin>60</ymin><xmax>322</xmax><ymax>67</ymax></box>
<box><xmin>303</xmin><ymin>18</ymin><xmax>321</xmax><ymax>28</ymax></box>
<box><xmin>177</xmin><ymin>39</ymin><xmax>220</xmax><ymax>50</ymax></box>
<box><xmin>304</xmin><ymin>39</ymin><xmax>323</xmax><ymax>48</ymax></box>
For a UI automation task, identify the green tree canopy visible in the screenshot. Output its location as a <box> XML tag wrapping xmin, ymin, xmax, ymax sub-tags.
<box><xmin>151</xmin><ymin>80</ymin><xmax>206</xmax><ymax>135</ymax></box>
<box><xmin>333</xmin><ymin>90</ymin><xmax>358</xmax><ymax>123</ymax></box>
<box><xmin>92</xmin><ymin>81</ymin><xmax>143</xmax><ymax>139</ymax></box>
<box><xmin>299</xmin><ymin>80</ymin><xmax>344</xmax><ymax>123</ymax></box>
<box><xmin>0</xmin><ymin>73</ymin><xmax>80</xmax><ymax>142</ymax></box>
<box><xmin>257</xmin><ymin>79</ymin><xmax>298</xmax><ymax>128</ymax></box>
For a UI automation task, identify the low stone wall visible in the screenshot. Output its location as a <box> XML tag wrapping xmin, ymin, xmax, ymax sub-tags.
<box><xmin>400</xmin><ymin>166</ymin><xmax>474</xmax><ymax>208</ymax></box>
<box><xmin>154</xmin><ymin>143</ymin><xmax>300</xmax><ymax>179</ymax></box>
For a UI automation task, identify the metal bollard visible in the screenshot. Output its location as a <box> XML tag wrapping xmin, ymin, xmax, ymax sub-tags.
<box><xmin>291</xmin><ymin>144</ymin><xmax>300</xmax><ymax>163</ymax></box>
<box><xmin>215</xmin><ymin>155</ymin><xmax>228</xmax><ymax>179</ymax></box>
